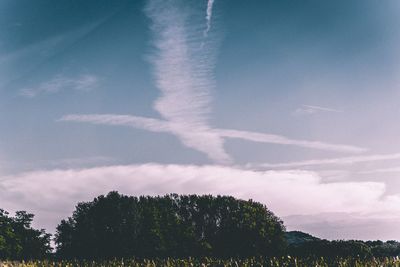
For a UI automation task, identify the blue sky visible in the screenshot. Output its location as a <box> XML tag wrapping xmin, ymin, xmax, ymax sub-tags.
<box><xmin>2</xmin><ymin>0</ymin><xmax>400</xmax><ymax>240</ymax></box>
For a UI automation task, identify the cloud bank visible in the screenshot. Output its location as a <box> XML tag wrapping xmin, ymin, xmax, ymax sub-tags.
<box><xmin>1</xmin><ymin>163</ymin><xmax>400</xmax><ymax>239</ymax></box>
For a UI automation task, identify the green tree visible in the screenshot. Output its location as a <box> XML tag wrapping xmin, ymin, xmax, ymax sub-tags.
<box><xmin>55</xmin><ymin>192</ymin><xmax>286</xmax><ymax>259</ymax></box>
<box><xmin>0</xmin><ymin>209</ymin><xmax>51</xmax><ymax>260</ymax></box>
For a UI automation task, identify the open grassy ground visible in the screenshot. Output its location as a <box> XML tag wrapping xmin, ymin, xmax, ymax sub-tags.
<box><xmin>2</xmin><ymin>257</ymin><xmax>400</xmax><ymax>267</ymax></box>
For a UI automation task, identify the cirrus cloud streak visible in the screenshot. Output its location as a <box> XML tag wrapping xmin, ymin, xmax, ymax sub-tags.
<box><xmin>60</xmin><ymin>114</ymin><xmax>367</xmax><ymax>156</ymax></box>
<box><xmin>255</xmin><ymin>153</ymin><xmax>400</xmax><ymax>168</ymax></box>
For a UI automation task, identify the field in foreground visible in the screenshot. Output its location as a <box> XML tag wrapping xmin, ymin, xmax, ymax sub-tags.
<box><xmin>2</xmin><ymin>257</ymin><xmax>400</xmax><ymax>267</ymax></box>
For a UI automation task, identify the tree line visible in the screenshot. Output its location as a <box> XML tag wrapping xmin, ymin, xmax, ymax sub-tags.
<box><xmin>1</xmin><ymin>191</ymin><xmax>400</xmax><ymax>260</ymax></box>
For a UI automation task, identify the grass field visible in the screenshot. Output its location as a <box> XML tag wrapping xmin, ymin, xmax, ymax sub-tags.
<box><xmin>2</xmin><ymin>257</ymin><xmax>400</xmax><ymax>267</ymax></box>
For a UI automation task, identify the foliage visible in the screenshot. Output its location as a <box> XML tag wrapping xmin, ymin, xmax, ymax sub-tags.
<box><xmin>286</xmin><ymin>231</ymin><xmax>400</xmax><ymax>259</ymax></box>
<box><xmin>288</xmin><ymin>239</ymin><xmax>372</xmax><ymax>259</ymax></box>
<box><xmin>366</xmin><ymin>240</ymin><xmax>400</xmax><ymax>257</ymax></box>
<box><xmin>55</xmin><ymin>192</ymin><xmax>286</xmax><ymax>259</ymax></box>
<box><xmin>3</xmin><ymin>193</ymin><xmax>400</xmax><ymax>261</ymax></box>
<box><xmin>0</xmin><ymin>209</ymin><xmax>51</xmax><ymax>260</ymax></box>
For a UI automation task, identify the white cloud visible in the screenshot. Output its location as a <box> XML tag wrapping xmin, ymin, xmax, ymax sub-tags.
<box><xmin>358</xmin><ymin>166</ymin><xmax>400</xmax><ymax>174</ymax></box>
<box><xmin>73</xmin><ymin>75</ymin><xmax>99</xmax><ymax>92</ymax></box>
<box><xmin>59</xmin><ymin>1</ymin><xmax>366</xmax><ymax>163</ymax></box>
<box><xmin>255</xmin><ymin>153</ymin><xmax>400</xmax><ymax>168</ymax></box>
<box><xmin>1</xmin><ymin>163</ymin><xmax>400</xmax><ymax>239</ymax></box>
<box><xmin>60</xmin><ymin>113</ymin><xmax>367</xmax><ymax>160</ymax></box>
<box><xmin>140</xmin><ymin>0</ymin><xmax>230</xmax><ymax>163</ymax></box>
<box><xmin>294</xmin><ymin>104</ymin><xmax>343</xmax><ymax>115</ymax></box>
<box><xmin>60</xmin><ymin>114</ymin><xmax>171</xmax><ymax>132</ymax></box>
<box><xmin>218</xmin><ymin>129</ymin><xmax>365</xmax><ymax>153</ymax></box>
<box><xmin>19</xmin><ymin>74</ymin><xmax>99</xmax><ymax>97</ymax></box>
<box><xmin>0</xmin><ymin>20</ymin><xmax>105</xmax><ymax>90</ymax></box>
<box><xmin>59</xmin><ymin>114</ymin><xmax>231</xmax><ymax>164</ymax></box>
<box><xmin>204</xmin><ymin>0</ymin><xmax>215</xmax><ymax>37</ymax></box>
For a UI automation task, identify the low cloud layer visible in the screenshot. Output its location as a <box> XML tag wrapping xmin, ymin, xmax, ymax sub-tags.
<box><xmin>1</xmin><ymin>163</ymin><xmax>400</xmax><ymax>239</ymax></box>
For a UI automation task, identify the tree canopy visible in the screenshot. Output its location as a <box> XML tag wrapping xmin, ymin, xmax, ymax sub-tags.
<box><xmin>0</xmin><ymin>209</ymin><xmax>51</xmax><ymax>260</ymax></box>
<box><xmin>55</xmin><ymin>192</ymin><xmax>286</xmax><ymax>259</ymax></box>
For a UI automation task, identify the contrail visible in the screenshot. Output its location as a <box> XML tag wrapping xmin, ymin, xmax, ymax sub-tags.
<box><xmin>143</xmin><ymin>0</ymin><xmax>230</xmax><ymax>164</ymax></box>
<box><xmin>204</xmin><ymin>0</ymin><xmax>215</xmax><ymax>37</ymax></box>
<box><xmin>253</xmin><ymin>153</ymin><xmax>400</xmax><ymax>168</ymax></box>
<box><xmin>60</xmin><ymin>114</ymin><xmax>367</xmax><ymax>155</ymax></box>
<box><xmin>60</xmin><ymin>0</ymin><xmax>369</xmax><ymax>163</ymax></box>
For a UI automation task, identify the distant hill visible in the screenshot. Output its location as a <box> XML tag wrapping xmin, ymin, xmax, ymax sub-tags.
<box><xmin>285</xmin><ymin>231</ymin><xmax>320</xmax><ymax>245</ymax></box>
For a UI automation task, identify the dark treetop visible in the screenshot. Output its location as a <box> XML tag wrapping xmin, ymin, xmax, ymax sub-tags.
<box><xmin>55</xmin><ymin>192</ymin><xmax>286</xmax><ymax>259</ymax></box>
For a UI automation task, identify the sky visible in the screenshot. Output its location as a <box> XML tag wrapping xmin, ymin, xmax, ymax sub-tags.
<box><xmin>1</xmin><ymin>0</ymin><xmax>400</xmax><ymax>240</ymax></box>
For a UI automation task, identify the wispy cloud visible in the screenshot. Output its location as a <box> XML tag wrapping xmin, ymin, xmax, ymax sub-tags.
<box><xmin>60</xmin><ymin>1</ymin><xmax>366</xmax><ymax>163</ymax></box>
<box><xmin>0</xmin><ymin>19</ymin><xmax>107</xmax><ymax>90</ymax></box>
<box><xmin>28</xmin><ymin>156</ymin><xmax>115</xmax><ymax>169</ymax></box>
<box><xmin>60</xmin><ymin>114</ymin><xmax>171</xmax><ymax>132</ymax></box>
<box><xmin>254</xmin><ymin>153</ymin><xmax>400</xmax><ymax>168</ymax></box>
<box><xmin>204</xmin><ymin>0</ymin><xmax>215</xmax><ymax>37</ymax></box>
<box><xmin>218</xmin><ymin>129</ymin><xmax>365</xmax><ymax>153</ymax></box>
<box><xmin>142</xmin><ymin>0</ymin><xmax>230</xmax><ymax>163</ymax></box>
<box><xmin>60</xmin><ymin>114</ymin><xmax>367</xmax><ymax>154</ymax></box>
<box><xmin>19</xmin><ymin>74</ymin><xmax>99</xmax><ymax>97</ymax></box>
<box><xmin>2</xmin><ymin>163</ymin><xmax>400</xmax><ymax>239</ymax></box>
<box><xmin>358</xmin><ymin>167</ymin><xmax>400</xmax><ymax>175</ymax></box>
<box><xmin>294</xmin><ymin>104</ymin><xmax>343</xmax><ymax>115</ymax></box>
